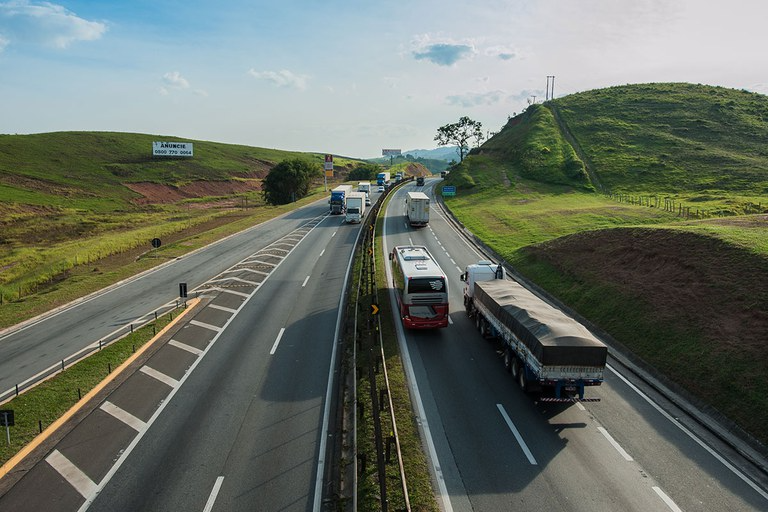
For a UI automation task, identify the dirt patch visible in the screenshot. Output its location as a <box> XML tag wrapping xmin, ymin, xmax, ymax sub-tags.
<box><xmin>525</xmin><ymin>227</ymin><xmax>768</xmax><ymax>358</ymax></box>
<box><xmin>124</xmin><ymin>180</ymin><xmax>262</xmax><ymax>205</ymax></box>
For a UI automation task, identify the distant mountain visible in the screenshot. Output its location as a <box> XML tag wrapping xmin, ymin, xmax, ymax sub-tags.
<box><xmin>403</xmin><ymin>146</ymin><xmax>459</xmax><ymax>161</ymax></box>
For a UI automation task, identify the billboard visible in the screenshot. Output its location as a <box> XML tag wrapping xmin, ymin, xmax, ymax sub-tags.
<box><xmin>382</xmin><ymin>149</ymin><xmax>401</xmax><ymax>157</ymax></box>
<box><xmin>153</xmin><ymin>142</ymin><xmax>194</xmax><ymax>157</ymax></box>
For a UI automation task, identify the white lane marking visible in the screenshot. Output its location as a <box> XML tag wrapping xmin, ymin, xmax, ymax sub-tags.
<box><xmin>200</xmin><ymin>286</ymin><xmax>250</xmax><ymax>298</ymax></box>
<box><xmin>302</xmin><ymin>276</ymin><xmax>310</xmax><ymax>287</ymax></box>
<box><xmin>575</xmin><ymin>402</ymin><xmax>586</xmax><ymax>411</ymax></box>
<box><xmin>208</xmin><ymin>276</ymin><xmax>259</xmax><ymax>286</ymax></box>
<box><xmin>140</xmin><ymin>366</ymin><xmax>180</xmax><ymax>388</ymax></box>
<box><xmin>100</xmin><ymin>401</ymin><xmax>146</xmax><ymax>432</ymax></box>
<box><xmin>270</xmin><ymin>328</ymin><xmax>286</xmax><ymax>355</ymax></box>
<box><xmin>408</xmin><ymin>237</ymin><xmax>414</xmax><ymax>246</ymax></box>
<box><xmin>190</xmin><ymin>320</ymin><xmax>223</xmax><ymax>333</ymax></box>
<box><xmin>203</xmin><ymin>476</ymin><xmax>225</xmax><ymax>512</ymax></box>
<box><xmin>448</xmin><ymin>316</ymin><xmax>453</xmax><ymax>325</ymax></box>
<box><xmin>497</xmin><ymin>404</ymin><xmax>538</xmax><ymax>465</ymax></box>
<box><xmin>47</xmin><ymin>450</ymin><xmax>97</xmax><ymax>499</ymax></box>
<box><xmin>653</xmin><ymin>486</ymin><xmax>683</xmax><ymax>512</ymax></box>
<box><xmin>597</xmin><ymin>426</ymin><xmax>634</xmax><ymax>461</ymax></box>
<box><xmin>450</xmin><ymin>258</ymin><xmax>456</xmax><ymax>265</ymax></box>
<box><xmin>209</xmin><ymin>304</ymin><xmax>238</xmax><ymax>314</ymax></box>
<box><xmin>608</xmin><ymin>364</ymin><xmax>768</xmax><ymax>501</ymax></box>
<box><xmin>169</xmin><ymin>339</ymin><xmax>204</xmax><ymax>356</ymax></box>
<box><xmin>331</xmin><ymin>231</ymin><xmax>337</xmax><ymax>237</ymax></box>
<box><xmin>319</xmin><ymin>249</ymin><xmax>325</xmax><ymax>258</ymax></box>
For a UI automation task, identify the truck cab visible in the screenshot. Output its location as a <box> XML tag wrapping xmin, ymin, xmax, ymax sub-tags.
<box><xmin>460</xmin><ymin>260</ymin><xmax>505</xmax><ymax>307</ymax></box>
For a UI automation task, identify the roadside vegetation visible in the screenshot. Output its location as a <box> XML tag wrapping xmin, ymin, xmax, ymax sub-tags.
<box><xmin>442</xmin><ymin>82</ymin><xmax>768</xmax><ymax>446</ymax></box>
<box><xmin>0</xmin><ymin>132</ymin><xmax>359</xmax><ymax>327</ymax></box>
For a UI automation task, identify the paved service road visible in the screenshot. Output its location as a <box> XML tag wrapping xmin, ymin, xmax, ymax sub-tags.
<box><xmin>0</xmin><ymin>201</ymin><xmax>332</xmax><ymax>398</ymax></box>
<box><xmin>382</xmin><ymin>178</ymin><xmax>768</xmax><ymax>512</ymax></box>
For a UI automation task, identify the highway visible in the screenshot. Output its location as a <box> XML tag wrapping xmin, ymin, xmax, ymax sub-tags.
<box><xmin>0</xmin><ymin>197</ymin><xmax>369</xmax><ymax>511</ymax></box>
<box><xmin>381</xmin><ymin>178</ymin><xmax>768</xmax><ymax>512</ymax></box>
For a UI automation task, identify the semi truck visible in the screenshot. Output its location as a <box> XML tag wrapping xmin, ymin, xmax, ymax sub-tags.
<box><xmin>416</xmin><ymin>176</ymin><xmax>425</xmax><ymax>186</ymax></box>
<box><xmin>345</xmin><ymin>192</ymin><xmax>366</xmax><ymax>223</ymax></box>
<box><xmin>405</xmin><ymin>191</ymin><xmax>430</xmax><ymax>227</ymax></box>
<box><xmin>376</xmin><ymin>172</ymin><xmax>390</xmax><ymax>186</ymax></box>
<box><xmin>461</xmin><ymin>261</ymin><xmax>607</xmax><ymax>401</ymax></box>
<box><xmin>329</xmin><ymin>184</ymin><xmax>353</xmax><ymax>214</ymax></box>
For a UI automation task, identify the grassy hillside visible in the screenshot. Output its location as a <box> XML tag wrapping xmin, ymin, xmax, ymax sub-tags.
<box><xmin>442</xmin><ymin>83</ymin><xmax>768</xmax><ymax>446</ymax></box>
<box><xmin>0</xmin><ymin>131</ymin><xmax>358</xmax><ymax>308</ymax></box>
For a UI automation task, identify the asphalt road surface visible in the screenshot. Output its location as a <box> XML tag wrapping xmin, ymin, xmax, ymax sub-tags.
<box><xmin>381</xmin><ymin>177</ymin><xmax>768</xmax><ymax>512</ymax></box>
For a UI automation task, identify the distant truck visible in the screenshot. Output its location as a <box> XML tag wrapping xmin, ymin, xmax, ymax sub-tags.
<box><xmin>345</xmin><ymin>192</ymin><xmax>366</xmax><ymax>223</ymax></box>
<box><xmin>357</xmin><ymin>181</ymin><xmax>371</xmax><ymax>194</ymax></box>
<box><xmin>394</xmin><ymin>172</ymin><xmax>403</xmax><ymax>183</ymax></box>
<box><xmin>416</xmin><ymin>176</ymin><xmax>425</xmax><ymax>186</ymax></box>
<box><xmin>376</xmin><ymin>172</ymin><xmax>390</xmax><ymax>186</ymax></box>
<box><xmin>329</xmin><ymin>184</ymin><xmax>353</xmax><ymax>214</ymax></box>
<box><xmin>405</xmin><ymin>191</ymin><xmax>430</xmax><ymax>227</ymax></box>
<box><xmin>461</xmin><ymin>261</ymin><xmax>607</xmax><ymax>401</ymax></box>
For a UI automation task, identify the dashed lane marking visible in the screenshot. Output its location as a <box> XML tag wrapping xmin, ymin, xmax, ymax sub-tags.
<box><xmin>139</xmin><ymin>366</ymin><xmax>180</xmax><ymax>388</ymax></box>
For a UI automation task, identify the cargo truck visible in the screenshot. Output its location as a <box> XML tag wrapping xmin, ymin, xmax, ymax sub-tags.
<box><xmin>357</xmin><ymin>181</ymin><xmax>371</xmax><ymax>194</ymax></box>
<box><xmin>376</xmin><ymin>172</ymin><xmax>390</xmax><ymax>186</ymax></box>
<box><xmin>345</xmin><ymin>192</ymin><xmax>366</xmax><ymax>223</ymax></box>
<box><xmin>416</xmin><ymin>176</ymin><xmax>425</xmax><ymax>186</ymax></box>
<box><xmin>405</xmin><ymin>191</ymin><xmax>430</xmax><ymax>227</ymax></box>
<box><xmin>461</xmin><ymin>261</ymin><xmax>607</xmax><ymax>401</ymax></box>
<box><xmin>329</xmin><ymin>184</ymin><xmax>353</xmax><ymax>214</ymax></box>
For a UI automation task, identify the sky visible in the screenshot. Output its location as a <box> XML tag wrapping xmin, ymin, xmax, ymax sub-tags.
<box><xmin>1</xmin><ymin>0</ymin><xmax>767</xmax><ymax>159</ymax></box>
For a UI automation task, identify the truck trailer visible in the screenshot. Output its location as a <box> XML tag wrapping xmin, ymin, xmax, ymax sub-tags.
<box><xmin>376</xmin><ymin>172</ymin><xmax>390</xmax><ymax>186</ymax></box>
<box><xmin>345</xmin><ymin>192</ymin><xmax>366</xmax><ymax>223</ymax></box>
<box><xmin>461</xmin><ymin>261</ymin><xmax>607</xmax><ymax>401</ymax></box>
<box><xmin>357</xmin><ymin>181</ymin><xmax>371</xmax><ymax>194</ymax></box>
<box><xmin>405</xmin><ymin>191</ymin><xmax>430</xmax><ymax>227</ymax></box>
<box><xmin>329</xmin><ymin>184</ymin><xmax>353</xmax><ymax>214</ymax></box>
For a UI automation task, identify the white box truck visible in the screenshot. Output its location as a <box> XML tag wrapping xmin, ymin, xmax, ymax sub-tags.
<box><xmin>405</xmin><ymin>191</ymin><xmax>430</xmax><ymax>227</ymax></box>
<box><xmin>345</xmin><ymin>192</ymin><xmax>366</xmax><ymax>223</ymax></box>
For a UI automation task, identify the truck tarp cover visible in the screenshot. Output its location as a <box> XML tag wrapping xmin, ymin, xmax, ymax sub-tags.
<box><xmin>475</xmin><ymin>280</ymin><xmax>607</xmax><ymax>367</ymax></box>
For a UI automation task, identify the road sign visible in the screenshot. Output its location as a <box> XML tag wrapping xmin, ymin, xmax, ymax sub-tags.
<box><xmin>151</xmin><ymin>237</ymin><xmax>162</xmax><ymax>248</ymax></box>
<box><xmin>0</xmin><ymin>410</ymin><xmax>13</xmax><ymax>427</ymax></box>
<box><xmin>324</xmin><ymin>154</ymin><xmax>334</xmax><ymax>171</ymax></box>
<box><xmin>179</xmin><ymin>282</ymin><xmax>188</xmax><ymax>298</ymax></box>
<box><xmin>371</xmin><ymin>304</ymin><xmax>379</xmax><ymax>315</ymax></box>
<box><xmin>442</xmin><ymin>186</ymin><xmax>456</xmax><ymax>197</ymax></box>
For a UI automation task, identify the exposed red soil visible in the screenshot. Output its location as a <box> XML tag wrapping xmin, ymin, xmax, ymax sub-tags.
<box><xmin>124</xmin><ymin>180</ymin><xmax>262</xmax><ymax>205</ymax></box>
<box><xmin>525</xmin><ymin>227</ymin><xmax>768</xmax><ymax>358</ymax></box>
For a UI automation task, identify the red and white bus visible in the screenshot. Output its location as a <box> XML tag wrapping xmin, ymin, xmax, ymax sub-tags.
<box><xmin>389</xmin><ymin>245</ymin><xmax>449</xmax><ymax>329</ymax></box>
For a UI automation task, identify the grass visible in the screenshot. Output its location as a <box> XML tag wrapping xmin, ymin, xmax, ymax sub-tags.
<box><xmin>0</xmin><ymin>306</ymin><xmax>181</xmax><ymax>468</ymax></box>
<box><xmin>354</xmin><ymin>188</ymin><xmax>438</xmax><ymax>512</ymax></box>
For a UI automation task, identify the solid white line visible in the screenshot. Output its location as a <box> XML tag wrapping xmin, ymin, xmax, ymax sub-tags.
<box><xmin>190</xmin><ymin>320</ymin><xmax>223</xmax><ymax>333</ymax></box>
<box><xmin>653</xmin><ymin>486</ymin><xmax>683</xmax><ymax>512</ymax></box>
<box><xmin>47</xmin><ymin>450</ymin><xmax>97</xmax><ymax>499</ymax></box>
<box><xmin>302</xmin><ymin>276</ymin><xmax>310</xmax><ymax>287</ymax></box>
<box><xmin>100</xmin><ymin>401</ymin><xmax>146</xmax><ymax>432</ymax></box>
<box><xmin>203</xmin><ymin>476</ymin><xmax>225</xmax><ymax>512</ymax></box>
<box><xmin>497</xmin><ymin>404</ymin><xmax>538</xmax><ymax>465</ymax></box>
<box><xmin>168</xmin><ymin>339</ymin><xmax>204</xmax><ymax>356</ymax></box>
<box><xmin>608</xmin><ymin>364</ymin><xmax>768</xmax><ymax>500</ymax></box>
<box><xmin>597</xmin><ymin>426</ymin><xmax>634</xmax><ymax>461</ymax></box>
<box><xmin>140</xmin><ymin>366</ymin><xmax>179</xmax><ymax>388</ymax></box>
<box><xmin>208</xmin><ymin>304</ymin><xmax>238</xmax><ymax>314</ymax></box>
<box><xmin>270</xmin><ymin>328</ymin><xmax>285</xmax><ymax>355</ymax></box>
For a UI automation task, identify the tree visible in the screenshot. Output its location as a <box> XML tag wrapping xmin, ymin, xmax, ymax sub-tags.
<box><xmin>262</xmin><ymin>158</ymin><xmax>321</xmax><ymax>205</ymax></box>
<box><xmin>434</xmin><ymin>116</ymin><xmax>485</xmax><ymax>162</ymax></box>
<box><xmin>348</xmin><ymin>162</ymin><xmax>381</xmax><ymax>181</ymax></box>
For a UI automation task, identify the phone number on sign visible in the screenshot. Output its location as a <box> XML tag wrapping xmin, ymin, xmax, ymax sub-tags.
<box><xmin>154</xmin><ymin>150</ymin><xmax>193</xmax><ymax>156</ymax></box>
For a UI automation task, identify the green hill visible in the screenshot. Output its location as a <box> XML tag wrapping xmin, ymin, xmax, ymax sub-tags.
<box><xmin>442</xmin><ymin>83</ymin><xmax>768</xmax><ymax>446</ymax></box>
<box><xmin>0</xmin><ymin>131</ymin><xmax>359</xmax><ymax>311</ymax></box>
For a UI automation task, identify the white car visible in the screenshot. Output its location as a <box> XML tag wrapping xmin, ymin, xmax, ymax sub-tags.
<box><xmin>365</xmin><ymin>195</ymin><xmax>371</xmax><ymax>206</ymax></box>
<box><xmin>377</xmin><ymin>185</ymin><xmax>385</xmax><ymax>192</ymax></box>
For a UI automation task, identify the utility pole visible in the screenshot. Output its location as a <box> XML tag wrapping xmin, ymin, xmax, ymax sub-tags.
<box><xmin>546</xmin><ymin>75</ymin><xmax>555</xmax><ymax>101</ymax></box>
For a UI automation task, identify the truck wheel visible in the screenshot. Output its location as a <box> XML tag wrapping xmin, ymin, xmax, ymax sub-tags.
<box><xmin>479</xmin><ymin>319</ymin><xmax>488</xmax><ymax>338</ymax></box>
<box><xmin>504</xmin><ymin>349</ymin><xmax>513</xmax><ymax>373</ymax></box>
<box><xmin>510</xmin><ymin>356</ymin><xmax>519</xmax><ymax>378</ymax></box>
<box><xmin>475</xmin><ymin>314</ymin><xmax>482</xmax><ymax>331</ymax></box>
<box><xmin>518</xmin><ymin>368</ymin><xmax>528</xmax><ymax>393</ymax></box>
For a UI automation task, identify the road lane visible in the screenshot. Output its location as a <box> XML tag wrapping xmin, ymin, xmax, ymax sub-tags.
<box><xmin>382</xmin><ymin>177</ymin><xmax>768</xmax><ymax>511</ymax></box>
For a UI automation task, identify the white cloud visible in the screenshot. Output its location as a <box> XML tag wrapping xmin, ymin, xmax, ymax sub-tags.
<box><xmin>411</xmin><ymin>34</ymin><xmax>475</xmax><ymax>66</ymax></box>
<box><xmin>162</xmin><ymin>71</ymin><xmax>190</xmax><ymax>90</ymax></box>
<box><xmin>485</xmin><ymin>45</ymin><xmax>517</xmax><ymax>61</ymax></box>
<box><xmin>248</xmin><ymin>69</ymin><xmax>309</xmax><ymax>90</ymax></box>
<box><xmin>446</xmin><ymin>90</ymin><xmax>505</xmax><ymax>107</ymax></box>
<box><xmin>0</xmin><ymin>0</ymin><xmax>106</xmax><ymax>50</ymax></box>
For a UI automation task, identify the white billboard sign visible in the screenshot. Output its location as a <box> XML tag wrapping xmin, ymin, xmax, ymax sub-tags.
<box><xmin>382</xmin><ymin>148</ymin><xmax>401</xmax><ymax>157</ymax></box>
<box><xmin>153</xmin><ymin>141</ymin><xmax>194</xmax><ymax>157</ymax></box>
